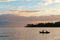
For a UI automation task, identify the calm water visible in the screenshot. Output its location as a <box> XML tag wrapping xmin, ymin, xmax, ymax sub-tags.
<box><xmin>0</xmin><ymin>27</ymin><xmax>60</xmax><ymax>40</ymax></box>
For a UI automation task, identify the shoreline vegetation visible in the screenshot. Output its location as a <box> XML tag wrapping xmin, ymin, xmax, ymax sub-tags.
<box><xmin>25</xmin><ymin>21</ymin><xmax>60</xmax><ymax>27</ymax></box>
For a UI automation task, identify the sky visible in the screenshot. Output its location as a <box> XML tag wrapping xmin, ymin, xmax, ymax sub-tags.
<box><xmin>0</xmin><ymin>0</ymin><xmax>60</xmax><ymax>27</ymax></box>
<box><xmin>0</xmin><ymin>0</ymin><xmax>60</xmax><ymax>16</ymax></box>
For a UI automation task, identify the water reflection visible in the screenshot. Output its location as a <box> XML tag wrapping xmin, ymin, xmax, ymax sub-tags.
<box><xmin>0</xmin><ymin>27</ymin><xmax>60</xmax><ymax>40</ymax></box>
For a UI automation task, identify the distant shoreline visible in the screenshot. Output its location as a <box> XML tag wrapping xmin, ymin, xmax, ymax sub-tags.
<box><xmin>25</xmin><ymin>21</ymin><xmax>60</xmax><ymax>27</ymax></box>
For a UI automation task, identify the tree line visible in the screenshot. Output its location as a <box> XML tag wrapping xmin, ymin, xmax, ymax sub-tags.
<box><xmin>25</xmin><ymin>22</ymin><xmax>60</xmax><ymax>27</ymax></box>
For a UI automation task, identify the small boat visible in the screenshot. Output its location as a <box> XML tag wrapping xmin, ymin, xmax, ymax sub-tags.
<box><xmin>39</xmin><ymin>30</ymin><xmax>50</xmax><ymax>34</ymax></box>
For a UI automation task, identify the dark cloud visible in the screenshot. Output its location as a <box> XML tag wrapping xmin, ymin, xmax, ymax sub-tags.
<box><xmin>0</xmin><ymin>14</ymin><xmax>60</xmax><ymax>27</ymax></box>
<box><xmin>0</xmin><ymin>20</ymin><xmax>9</xmax><ymax>25</ymax></box>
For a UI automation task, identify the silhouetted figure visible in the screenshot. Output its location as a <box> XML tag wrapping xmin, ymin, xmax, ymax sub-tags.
<box><xmin>45</xmin><ymin>30</ymin><xmax>50</xmax><ymax>34</ymax></box>
<box><xmin>39</xmin><ymin>30</ymin><xmax>50</xmax><ymax>34</ymax></box>
<box><xmin>40</xmin><ymin>30</ymin><xmax>45</xmax><ymax>34</ymax></box>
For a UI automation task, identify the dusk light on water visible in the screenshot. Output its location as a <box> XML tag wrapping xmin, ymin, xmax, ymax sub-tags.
<box><xmin>0</xmin><ymin>0</ymin><xmax>60</xmax><ymax>40</ymax></box>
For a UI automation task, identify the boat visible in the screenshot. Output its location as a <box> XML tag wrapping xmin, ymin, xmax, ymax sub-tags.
<box><xmin>39</xmin><ymin>30</ymin><xmax>50</xmax><ymax>34</ymax></box>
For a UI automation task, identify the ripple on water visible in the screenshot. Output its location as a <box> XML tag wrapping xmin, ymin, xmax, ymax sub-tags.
<box><xmin>0</xmin><ymin>27</ymin><xmax>60</xmax><ymax>40</ymax></box>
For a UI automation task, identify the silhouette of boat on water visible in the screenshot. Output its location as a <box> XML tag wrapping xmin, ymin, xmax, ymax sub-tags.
<box><xmin>39</xmin><ymin>30</ymin><xmax>50</xmax><ymax>34</ymax></box>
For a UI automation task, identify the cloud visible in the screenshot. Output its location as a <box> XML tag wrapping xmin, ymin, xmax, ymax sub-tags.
<box><xmin>0</xmin><ymin>14</ymin><xmax>60</xmax><ymax>27</ymax></box>
<box><xmin>2</xmin><ymin>9</ymin><xmax>60</xmax><ymax>17</ymax></box>
<box><xmin>38</xmin><ymin>0</ymin><xmax>60</xmax><ymax>5</ymax></box>
<box><xmin>25</xmin><ymin>0</ymin><xmax>32</xmax><ymax>2</ymax></box>
<box><xmin>0</xmin><ymin>0</ymin><xmax>16</xmax><ymax>2</ymax></box>
<box><xmin>0</xmin><ymin>20</ymin><xmax>9</xmax><ymax>25</ymax></box>
<box><xmin>15</xmin><ymin>9</ymin><xmax>60</xmax><ymax>16</ymax></box>
<box><xmin>19</xmin><ymin>0</ymin><xmax>32</xmax><ymax>2</ymax></box>
<box><xmin>5</xmin><ymin>10</ymin><xmax>40</xmax><ymax>16</ymax></box>
<box><xmin>17</xmin><ymin>6</ymin><xmax>25</xmax><ymax>10</ymax></box>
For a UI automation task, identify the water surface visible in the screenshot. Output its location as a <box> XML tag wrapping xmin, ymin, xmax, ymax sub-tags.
<box><xmin>0</xmin><ymin>27</ymin><xmax>60</xmax><ymax>40</ymax></box>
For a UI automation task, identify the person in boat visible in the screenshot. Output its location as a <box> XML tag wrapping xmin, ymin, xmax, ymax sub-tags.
<box><xmin>39</xmin><ymin>30</ymin><xmax>50</xmax><ymax>34</ymax></box>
